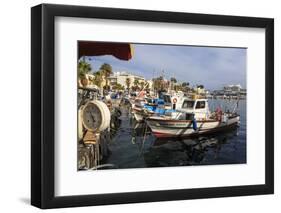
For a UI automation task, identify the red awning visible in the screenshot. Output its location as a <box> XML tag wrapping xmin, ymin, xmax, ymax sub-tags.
<box><xmin>78</xmin><ymin>41</ymin><xmax>133</xmax><ymax>61</ymax></box>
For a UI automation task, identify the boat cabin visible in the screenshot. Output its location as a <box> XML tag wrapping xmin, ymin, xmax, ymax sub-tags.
<box><xmin>179</xmin><ymin>98</ymin><xmax>210</xmax><ymax>120</ymax></box>
<box><xmin>161</xmin><ymin>92</ymin><xmax>185</xmax><ymax>110</ymax></box>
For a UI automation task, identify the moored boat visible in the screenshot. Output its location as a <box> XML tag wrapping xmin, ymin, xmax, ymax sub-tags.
<box><xmin>146</xmin><ymin>97</ymin><xmax>240</xmax><ymax>138</ymax></box>
<box><xmin>131</xmin><ymin>97</ymin><xmax>163</xmax><ymax>122</ymax></box>
<box><xmin>131</xmin><ymin>92</ymin><xmax>185</xmax><ymax>122</ymax></box>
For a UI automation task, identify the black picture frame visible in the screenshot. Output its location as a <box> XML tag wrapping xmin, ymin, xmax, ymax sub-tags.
<box><xmin>31</xmin><ymin>3</ymin><xmax>274</xmax><ymax>209</ymax></box>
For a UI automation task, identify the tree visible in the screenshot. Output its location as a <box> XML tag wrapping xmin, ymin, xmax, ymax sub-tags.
<box><xmin>78</xmin><ymin>60</ymin><xmax>91</xmax><ymax>78</ymax></box>
<box><xmin>134</xmin><ymin>79</ymin><xmax>139</xmax><ymax>87</ymax></box>
<box><xmin>133</xmin><ymin>79</ymin><xmax>140</xmax><ymax>91</ymax></box>
<box><xmin>153</xmin><ymin>76</ymin><xmax>166</xmax><ymax>92</ymax></box>
<box><xmin>113</xmin><ymin>83</ymin><xmax>125</xmax><ymax>91</ymax></box>
<box><xmin>181</xmin><ymin>82</ymin><xmax>191</xmax><ymax>92</ymax></box>
<box><xmin>99</xmin><ymin>63</ymin><xmax>112</xmax><ymax>88</ymax></box>
<box><xmin>92</xmin><ymin>71</ymin><xmax>103</xmax><ymax>87</ymax></box>
<box><xmin>170</xmin><ymin>77</ymin><xmax>177</xmax><ymax>83</ymax></box>
<box><xmin>182</xmin><ymin>82</ymin><xmax>189</xmax><ymax>87</ymax></box>
<box><xmin>78</xmin><ymin>60</ymin><xmax>92</xmax><ymax>87</ymax></box>
<box><xmin>174</xmin><ymin>85</ymin><xmax>183</xmax><ymax>92</ymax></box>
<box><xmin>140</xmin><ymin>81</ymin><xmax>145</xmax><ymax>89</ymax></box>
<box><xmin>126</xmin><ymin>78</ymin><xmax>131</xmax><ymax>91</ymax></box>
<box><xmin>170</xmin><ymin>77</ymin><xmax>177</xmax><ymax>90</ymax></box>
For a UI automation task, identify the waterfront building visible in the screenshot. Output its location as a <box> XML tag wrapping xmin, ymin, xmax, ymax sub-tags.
<box><xmin>240</xmin><ymin>88</ymin><xmax>247</xmax><ymax>96</ymax></box>
<box><xmin>223</xmin><ymin>84</ymin><xmax>242</xmax><ymax>93</ymax></box>
<box><xmin>211</xmin><ymin>84</ymin><xmax>246</xmax><ymax>98</ymax></box>
<box><xmin>108</xmin><ymin>71</ymin><xmax>146</xmax><ymax>89</ymax></box>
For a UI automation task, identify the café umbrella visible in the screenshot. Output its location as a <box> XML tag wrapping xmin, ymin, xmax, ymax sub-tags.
<box><xmin>78</xmin><ymin>41</ymin><xmax>134</xmax><ymax>60</ymax></box>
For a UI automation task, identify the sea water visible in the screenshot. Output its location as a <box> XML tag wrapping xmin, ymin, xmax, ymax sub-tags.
<box><xmin>102</xmin><ymin>99</ymin><xmax>246</xmax><ymax>169</ymax></box>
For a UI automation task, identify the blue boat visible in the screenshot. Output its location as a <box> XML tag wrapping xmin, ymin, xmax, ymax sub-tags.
<box><xmin>132</xmin><ymin>97</ymin><xmax>176</xmax><ymax>122</ymax></box>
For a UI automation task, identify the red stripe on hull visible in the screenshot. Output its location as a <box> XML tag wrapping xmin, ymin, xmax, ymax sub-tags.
<box><xmin>153</xmin><ymin>131</ymin><xmax>176</xmax><ymax>138</ymax></box>
<box><xmin>151</xmin><ymin>123</ymin><xmax>239</xmax><ymax>139</ymax></box>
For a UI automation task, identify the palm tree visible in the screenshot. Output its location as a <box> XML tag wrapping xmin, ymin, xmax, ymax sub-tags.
<box><xmin>78</xmin><ymin>60</ymin><xmax>91</xmax><ymax>77</ymax></box>
<box><xmin>134</xmin><ymin>79</ymin><xmax>139</xmax><ymax>86</ymax></box>
<box><xmin>113</xmin><ymin>83</ymin><xmax>125</xmax><ymax>91</ymax></box>
<box><xmin>170</xmin><ymin>77</ymin><xmax>177</xmax><ymax>90</ymax></box>
<box><xmin>182</xmin><ymin>82</ymin><xmax>190</xmax><ymax>92</ymax></box>
<box><xmin>93</xmin><ymin>71</ymin><xmax>103</xmax><ymax>88</ymax></box>
<box><xmin>182</xmin><ymin>82</ymin><xmax>189</xmax><ymax>87</ymax></box>
<box><xmin>133</xmin><ymin>79</ymin><xmax>139</xmax><ymax>91</ymax></box>
<box><xmin>153</xmin><ymin>76</ymin><xmax>165</xmax><ymax>91</ymax></box>
<box><xmin>99</xmin><ymin>63</ymin><xmax>112</xmax><ymax>88</ymax></box>
<box><xmin>126</xmin><ymin>78</ymin><xmax>131</xmax><ymax>91</ymax></box>
<box><xmin>78</xmin><ymin>60</ymin><xmax>91</xmax><ymax>86</ymax></box>
<box><xmin>170</xmin><ymin>77</ymin><xmax>177</xmax><ymax>83</ymax></box>
<box><xmin>140</xmin><ymin>81</ymin><xmax>145</xmax><ymax>90</ymax></box>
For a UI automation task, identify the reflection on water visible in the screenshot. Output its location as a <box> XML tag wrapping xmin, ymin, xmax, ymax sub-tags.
<box><xmin>101</xmin><ymin>100</ymin><xmax>246</xmax><ymax>169</ymax></box>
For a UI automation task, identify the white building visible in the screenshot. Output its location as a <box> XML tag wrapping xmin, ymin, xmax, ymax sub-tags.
<box><xmin>108</xmin><ymin>71</ymin><xmax>146</xmax><ymax>89</ymax></box>
<box><xmin>223</xmin><ymin>84</ymin><xmax>242</xmax><ymax>92</ymax></box>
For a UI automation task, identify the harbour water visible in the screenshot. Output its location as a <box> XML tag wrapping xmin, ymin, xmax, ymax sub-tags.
<box><xmin>102</xmin><ymin>99</ymin><xmax>246</xmax><ymax>169</ymax></box>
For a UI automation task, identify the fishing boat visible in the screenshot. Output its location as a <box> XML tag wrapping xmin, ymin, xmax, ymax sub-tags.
<box><xmin>131</xmin><ymin>91</ymin><xmax>187</xmax><ymax>122</ymax></box>
<box><xmin>146</xmin><ymin>96</ymin><xmax>240</xmax><ymax>138</ymax></box>
<box><xmin>131</xmin><ymin>93</ymin><xmax>182</xmax><ymax>122</ymax></box>
<box><xmin>161</xmin><ymin>91</ymin><xmax>186</xmax><ymax>110</ymax></box>
<box><xmin>131</xmin><ymin>97</ymin><xmax>164</xmax><ymax>122</ymax></box>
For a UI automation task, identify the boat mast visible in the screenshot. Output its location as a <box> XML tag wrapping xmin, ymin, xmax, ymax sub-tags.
<box><xmin>232</xmin><ymin>92</ymin><xmax>240</xmax><ymax>113</ymax></box>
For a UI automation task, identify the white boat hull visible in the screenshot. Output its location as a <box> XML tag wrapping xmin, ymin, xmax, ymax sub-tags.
<box><xmin>132</xmin><ymin>106</ymin><xmax>153</xmax><ymax>122</ymax></box>
<box><xmin>133</xmin><ymin>112</ymin><xmax>144</xmax><ymax>122</ymax></box>
<box><xmin>146</xmin><ymin>115</ymin><xmax>240</xmax><ymax>138</ymax></box>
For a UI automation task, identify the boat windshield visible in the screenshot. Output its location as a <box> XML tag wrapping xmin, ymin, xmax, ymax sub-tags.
<box><xmin>163</xmin><ymin>95</ymin><xmax>171</xmax><ymax>103</ymax></box>
<box><xmin>182</xmin><ymin>100</ymin><xmax>195</xmax><ymax>109</ymax></box>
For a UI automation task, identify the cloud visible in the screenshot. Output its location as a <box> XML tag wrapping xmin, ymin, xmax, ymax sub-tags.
<box><xmin>87</xmin><ymin>43</ymin><xmax>246</xmax><ymax>90</ymax></box>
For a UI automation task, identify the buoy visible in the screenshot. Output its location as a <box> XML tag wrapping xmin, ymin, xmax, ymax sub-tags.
<box><xmin>192</xmin><ymin>118</ymin><xmax>198</xmax><ymax>131</ymax></box>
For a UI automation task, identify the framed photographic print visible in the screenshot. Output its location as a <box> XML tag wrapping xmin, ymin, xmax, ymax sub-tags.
<box><xmin>31</xmin><ymin>4</ymin><xmax>274</xmax><ymax>209</ymax></box>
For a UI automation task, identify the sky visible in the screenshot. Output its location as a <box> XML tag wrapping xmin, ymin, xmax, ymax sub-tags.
<box><xmin>85</xmin><ymin>43</ymin><xmax>246</xmax><ymax>91</ymax></box>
